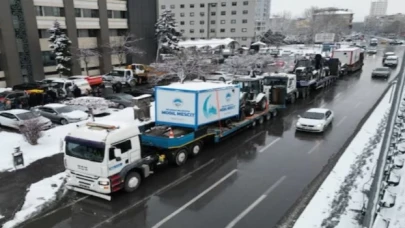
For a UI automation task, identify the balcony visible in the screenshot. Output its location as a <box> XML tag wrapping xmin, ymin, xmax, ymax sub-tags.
<box><xmin>109</xmin><ymin>36</ymin><xmax>124</xmax><ymax>44</ymax></box>
<box><xmin>108</xmin><ymin>19</ymin><xmax>128</xmax><ymax>29</ymax></box>
<box><xmin>74</xmin><ymin>0</ymin><xmax>98</xmax><ymax>9</ymax></box>
<box><xmin>34</xmin><ymin>0</ymin><xmax>63</xmax><ymax>7</ymax></box>
<box><xmin>36</xmin><ymin>17</ymin><xmax>66</xmax><ymax>29</ymax></box>
<box><xmin>76</xmin><ymin>18</ymin><xmax>100</xmax><ymax>29</ymax></box>
<box><xmin>107</xmin><ymin>0</ymin><xmax>127</xmax><ymax>11</ymax></box>
<box><xmin>78</xmin><ymin>37</ymin><xmax>98</xmax><ymax>49</ymax></box>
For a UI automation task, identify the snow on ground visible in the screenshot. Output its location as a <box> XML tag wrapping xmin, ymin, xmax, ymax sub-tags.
<box><xmin>0</xmin><ymin>214</ymin><xmax>4</xmax><ymax>219</ymax></box>
<box><xmin>0</xmin><ymin>103</ymin><xmax>155</xmax><ymax>172</ymax></box>
<box><xmin>2</xmin><ymin>172</ymin><xmax>66</xmax><ymax>228</ymax></box>
<box><xmin>293</xmin><ymin>85</ymin><xmax>394</xmax><ymax>228</ymax></box>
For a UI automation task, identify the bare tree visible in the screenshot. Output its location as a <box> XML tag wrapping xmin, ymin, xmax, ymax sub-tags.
<box><xmin>151</xmin><ymin>50</ymin><xmax>217</xmax><ymax>84</ymax></box>
<box><xmin>76</xmin><ymin>48</ymin><xmax>101</xmax><ymax>75</ymax></box>
<box><xmin>223</xmin><ymin>55</ymin><xmax>262</xmax><ymax>77</ymax></box>
<box><xmin>270</xmin><ymin>11</ymin><xmax>295</xmax><ymax>35</ymax></box>
<box><xmin>107</xmin><ymin>33</ymin><xmax>144</xmax><ymax>67</ymax></box>
<box><xmin>19</xmin><ymin>119</ymin><xmax>44</xmax><ymax>145</ymax></box>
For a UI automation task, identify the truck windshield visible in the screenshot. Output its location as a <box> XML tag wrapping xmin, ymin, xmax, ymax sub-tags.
<box><xmin>263</xmin><ymin>78</ymin><xmax>285</xmax><ymax>86</ymax></box>
<box><xmin>107</xmin><ymin>70</ymin><xmax>125</xmax><ymax>77</ymax></box>
<box><xmin>66</xmin><ymin>141</ymin><xmax>105</xmax><ymax>163</ymax></box>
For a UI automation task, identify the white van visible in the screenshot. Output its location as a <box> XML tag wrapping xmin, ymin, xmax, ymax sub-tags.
<box><xmin>384</xmin><ymin>55</ymin><xmax>398</xmax><ymax>67</ymax></box>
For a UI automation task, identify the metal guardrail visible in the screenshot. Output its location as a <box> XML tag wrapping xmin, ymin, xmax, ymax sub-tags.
<box><xmin>363</xmin><ymin>51</ymin><xmax>405</xmax><ymax>228</ymax></box>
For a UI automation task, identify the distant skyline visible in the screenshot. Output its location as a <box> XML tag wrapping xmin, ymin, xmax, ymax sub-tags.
<box><xmin>271</xmin><ymin>0</ymin><xmax>404</xmax><ymax>22</ymax></box>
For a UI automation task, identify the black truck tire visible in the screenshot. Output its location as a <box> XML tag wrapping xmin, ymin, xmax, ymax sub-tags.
<box><xmin>172</xmin><ymin>148</ymin><xmax>188</xmax><ymax>166</ymax></box>
<box><xmin>190</xmin><ymin>141</ymin><xmax>203</xmax><ymax>157</ymax></box>
<box><xmin>259</xmin><ymin>97</ymin><xmax>267</xmax><ymax>110</ymax></box>
<box><xmin>246</xmin><ymin>106</ymin><xmax>255</xmax><ymax>117</ymax></box>
<box><xmin>124</xmin><ymin>172</ymin><xmax>142</xmax><ymax>192</ymax></box>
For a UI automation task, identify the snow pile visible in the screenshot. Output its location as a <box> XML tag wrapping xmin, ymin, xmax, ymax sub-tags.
<box><xmin>0</xmin><ymin>88</ymin><xmax>12</xmax><ymax>93</ymax></box>
<box><xmin>2</xmin><ymin>172</ymin><xmax>66</xmax><ymax>228</ymax></box>
<box><xmin>0</xmin><ymin>103</ymin><xmax>155</xmax><ymax>172</ymax></box>
<box><xmin>0</xmin><ymin>214</ymin><xmax>4</xmax><ymax>219</ymax></box>
<box><xmin>62</xmin><ymin>110</ymin><xmax>88</xmax><ymax>120</ymax></box>
<box><xmin>293</xmin><ymin>86</ymin><xmax>393</xmax><ymax>228</ymax></box>
<box><xmin>64</xmin><ymin>96</ymin><xmax>112</xmax><ymax>110</ymax></box>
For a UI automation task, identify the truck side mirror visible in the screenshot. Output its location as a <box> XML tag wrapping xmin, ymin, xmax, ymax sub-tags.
<box><xmin>114</xmin><ymin>148</ymin><xmax>122</xmax><ymax>161</ymax></box>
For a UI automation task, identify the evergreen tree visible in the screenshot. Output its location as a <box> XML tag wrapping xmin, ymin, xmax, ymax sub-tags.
<box><xmin>48</xmin><ymin>21</ymin><xmax>72</xmax><ymax>77</ymax></box>
<box><xmin>155</xmin><ymin>10</ymin><xmax>182</xmax><ymax>62</ymax></box>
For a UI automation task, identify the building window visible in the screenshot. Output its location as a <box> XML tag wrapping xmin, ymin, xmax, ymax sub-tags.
<box><xmin>180</xmin><ymin>13</ymin><xmax>185</xmax><ymax>17</ymax></box>
<box><xmin>112</xmin><ymin>11</ymin><xmax>126</xmax><ymax>18</ymax></box>
<box><xmin>200</xmin><ymin>3</ymin><xmax>205</xmax><ymax>7</ymax></box>
<box><xmin>161</xmin><ymin>5</ymin><xmax>165</xmax><ymax>9</ymax></box>
<box><xmin>232</xmin><ymin>2</ymin><xmax>237</xmax><ymax>6</ymax></box>
<box><xmin>211</xmin><ymin>3</ymin><xmax>217</xmax><ymax>7</ymax></box>
<box><xmin>180</xmin><ymin>21</ymin><xmax>185</xmax><ymax>25</ymax></box>
<box><xmin>190</xmin><ymin>12</ymin><xmax>194</xmax><ymax>16</ymax></box>
<box><xmin>210</xmin><ymin>29</ymin><xmax>215</xmax><ymax>33</ymax></box>
<box><xmin>243</xmin><ymin>10</ymin><xmax>248</xmax><ymax>14</ymax></box>
<box><xmin>190</xmin><ymin>29</ymin><xmax>195</xmax><ymax>33</ymax></box>
<box><xmin>231</xmin><ymin>11</ymin><xmax>236</xmax><ymax>15</ymax></box>
<box><xmin>170</xmin><ymin>5</ymin><xmax>175</xmax><ymax>9</ymax></box>
<box><xmin>77</xmin><ymin>29</ymin><xmax>98</xmax><ymax>37</ymax></box>
<box><xmin>200</xmin><ymin>12</ymin><xmax>205</xmax><ymax>16</ymax></box>
<box><xmin>38</xmin><ymin>29</ymin><xmax>50</xmax><ymax>38</ymax></box>
<box><xmin>231</xmin><ymin>28</ymin><xmax>235</xmax><ymax>32</ymax></box>
<box><xmin>36</xmin><ymin>6</ymin><xmax>65</xmax><ymax>17</ymax></box>
<box><xmin>231</xmin><ymin>19</ymin><xmax>236</xmax><ymax>24</ymax></box>
<box><xmin>220</xmin><ymin>20</ymin><xmax>225</xmax><ymax>24</ymax></box>
<box><xmin>35</xmin><ymin>6</ymin><xmax>43</xmax><ymax>16</ymax></box>
<box><xmin>180</xmin><ymin>29</ymin><xmax>185</xmax><ymax>33</ymax></box>
<box><xmin>200</xmin><ymin>29</ymin><xmax>204</xmax><ymax>33</ymax></box>
<box><xmin>107</xmin><ymin>10</ymin><xmax>113</xmax><ymax>18</ymax></box>
<box><xmin>180</xmin><ymin>4</ymin><xmax>184</xmax><ymax>8</ymax></box>
<box><xmin>190</xmin><ymin>4</ymin><xmax>194</xmax><ymax>8</ymax></box>
<box><xmin>221</xmin><ymin>11</ymin><xmax>226</xmax><ymax>15</ymax></box>
<box><xmin>190</xmin><ymin>21</ymin><xmax>194</xmax><ymax>25</ymax></box>
<box><xmin>220</xmin><ymin>29</ymin><xmax>225</xmax><ymax>33</ymax></box>
<box><xmin>243</xmin><ymin>1</ymin><xmax>249</xmax><ymax>5</ymax></box>
<box><xmin>200</xmin><ymin>20</ymin><xmax>205</xmax><ymax>25</ymax></box>
<box><xmin>211</xmin><ymin>12</ymin><xmax>216</xmax><ymax>16</ymax></box>
<box><xmin>242</xmin><ymin>37</ymin><xmax>247</xmax><ymax>41</ymax></box>
<box><xmin>42</xmin><ymin>51</ymin><xmax>56</xmax><ymax>67</ymax></box>
<box><xmin>211</xmin><ymin>20</ymin><xmax>215</xmax><ymax>24</ymax></box>
<box><xmin>91</xmin><ymin>9</ymin><xmax>99</xmax><ymax>18</ymax></box>
<box><xmin>242</xmin><ymin>19</ymin><xmax>248</xmax><ymax>23</ymax></box>
<box><xmin>221</xmin><ymin>2</ymin><xmax>226</xmax><ymax>6</ymax></box>
<box><xmin>242</xmin><ymin>28</ymin><xmax>247</xmax><ymax>32</ymax></box>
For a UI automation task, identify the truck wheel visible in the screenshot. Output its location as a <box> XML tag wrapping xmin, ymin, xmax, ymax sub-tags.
<box><xmin>124</xmin><ymin>172</ymin><xmax>141</xmax><ymax>192</ymax></box>
<box><xmin>251</xmin><ymin>120</ymin><xmax>257</xmax><ymax>127</ymax></box>
<box><xmin>265</xmin><ymin>113</ymin><xmax>271</xmax><ymax>121</ymax></box>
<box><xmin>173</xmin><ymin>148</ymin><xmax>188</xmax><ymax>166</ymax></box>
<box><xmin>190</xmin><ymin>141</ymin><xmax>203</xmax><ymax>157</ymax></box>
<box><xmin>258</xmin><ymin>117</ymin><xmax>264</xmax><ymax>125</ymax></box>
<box><xmin>272</xmin><ymin>110</ymin><xmax>278</xmax><ymax>117</ymax></box>
<box><xmin>246</xmin><ymin>107</ymin><xmax>255</xmax><ymax>116</ymax></box>
<box><xmin>259</xmin><ymin>97</ymin><xmax>267</xmax><ymax>111</ymax></box>
<box><xmin>129</xmin><ymin>79</ymin><xmax>137</xmax><ymax>87</ymax></box>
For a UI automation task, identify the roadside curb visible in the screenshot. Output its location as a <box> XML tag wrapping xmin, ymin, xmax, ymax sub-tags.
<box><xmin>276</xmin><ymin>49</ymin><xmax>405</xmax><ymax>228</ymax></box>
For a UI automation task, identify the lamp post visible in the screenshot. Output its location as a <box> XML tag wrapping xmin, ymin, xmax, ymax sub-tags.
<box><xmin>13</xmin><ymin>147</ymin><xmax>24</xmax><ymax>169</ymax></box>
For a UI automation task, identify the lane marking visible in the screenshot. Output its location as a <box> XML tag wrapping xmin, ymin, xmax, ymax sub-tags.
<box><xmin>91</xmin><ymin>158</ymin><xmax>216</xmax><ymax>228</ymax></box>
<box><xmin>307</xmin><ymin>141</ymin><xmax>322</xmax><ymax>155</ymax></box>
<box><xmin>259</xmin><ymin>138</ymin><xmax>281</xmax><ymax>153</ymax></box>
<box><xmin>355</xmin><ymin>102</ymin><xmax>361</xmax><ymax>108</ymax></box>
<box><xmin>336</xmin><ymin>116</ymin><xmax>347</xmax><ymax>127</ymax></box>
<box><xmin>244</xmin><ymin>131</ymin><xmax>264</xmax><ymax>143</ymax></box>
<box><xmin>224</xmin><ymin>176</ymin><xmax>287</xmax><ymax>228</ymax></box>
<box><xmin>334</xmin><ymin>92</ymin><xmax>342</xmax><ymax>99</ymax></box>
<box><xmin>152</xmin><ymin>169</ymin><xmax>238</xmax><ymax>228</ymax></box>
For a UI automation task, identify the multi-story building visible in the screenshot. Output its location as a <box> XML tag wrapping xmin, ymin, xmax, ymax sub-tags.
<box><xmin>313</xmin><ymin>8</ymin><xmax>354</xmax><ymax>36</ymax></box>
<box><xmin>157</xmin><ymin>0</ymin><xmax>256</xmax><ymax>47</ymax></box>
<box><xmin>0</xmin><ymin>0</ymin><xmax>129</xmax><ymax>88</ymax></box>
<box><xmin>369</xmin><ymin>0</ymin><xmax>388</xmax><ymax>17</ymax></box>
<box><xmin>254</xmin><ymin>0</ymin><xmax>271</xmax><ymax>38</ymax></box>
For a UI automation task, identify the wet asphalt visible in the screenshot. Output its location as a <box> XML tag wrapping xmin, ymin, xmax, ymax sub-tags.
<box><xmin>22</xmin><ymin>46</ymin><xmax>404</xmax><ymax>228</ymax></box>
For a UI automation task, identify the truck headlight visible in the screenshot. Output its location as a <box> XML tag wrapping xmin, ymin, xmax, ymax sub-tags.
<box><xmin>98</xmin><ymin>181</ymin><xmax>109</xmax><ymax>186</ymax></box>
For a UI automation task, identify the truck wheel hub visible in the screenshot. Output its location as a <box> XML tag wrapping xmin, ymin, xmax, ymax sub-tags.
<box><xmin>178</xmin><ymin>153</ymin><xmax>186</xmax><ymax>162</ymax></box>
<box><xmin>128</xmin><ymin>177</ymin><xmax>139</xmax><ymax>188</ymax></box>
<box><xmin>193</xmin><ymin>146</ymin><xmax>200</xmax><ymax>154</ymax></box>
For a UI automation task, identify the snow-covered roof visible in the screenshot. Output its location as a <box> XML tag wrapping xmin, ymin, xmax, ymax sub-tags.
<box><xmin>251</xmin><ymin>41</ymin><xmax>267</xmax><ymax>46</ymax></box>
<box><xmin>158</xmin><ymin>82</ymin><xmax>236</xmax><ymax>91</ymax></box>
<box><xmin>334</xmin><ymin>47</ymin><xmax>360</xmax><ymax>52</ymax></box>
<box><xmin>178</xmin><ymin>38</ymin><xmax>239</xmax><ymax>49</ymax></box>
<box><xmin>44</xmin><ymin>103</ymin><xmax>67</xmax><ymax>108</ymax></box>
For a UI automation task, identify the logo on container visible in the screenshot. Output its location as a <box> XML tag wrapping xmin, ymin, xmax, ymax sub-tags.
<box><xmin>203</xmin><ymin>95</ymin><xmax>217</xmax><ymax>118</ymax></box>
<box><xmin>173</xmin><ymin>98</ymin><xmax>183</xmax><ymax>107</ymax></box>
<box><xmin>226</xmin><ymin>93</ymin><xmax>232</xmax><ymax>102</ymax></box>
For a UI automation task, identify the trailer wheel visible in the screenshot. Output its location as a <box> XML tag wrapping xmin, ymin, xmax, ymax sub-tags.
<box><xmin>259</xmin><ymin>97</ymin><xmax>267</xmax><ymax>111</ymax></box>
<box><xmin>272</xmin><ymin>110</ymin><xmax>278</xmax><ymax>117</ymax></box>
<box><xmin>251</xmin><ymin>120</ymin><xmax>257</xmax><ymax>127</ymax></box>
<box><xmin>190</xmin><ymin>141</ymin><xmax>203</xmax><ymax>157</ymax></box>
<box><xmin>290</xmin><ymin>95</ymin><xmax>296</xmax><ymax>104</ymax></box>
<box><xmin>124</xmin><ymin>172</ymin><xmax>141</xmax><ymax>192</ymax></box>
<box><xmin>265</xmin><ymin>112</ymin><xmax>271</xmax><ymax>121</ymax></box>
<box><xmin>258</xmin><ymin>117</ymin><xmax>264</xmax><ymax>125</ymax></box>
<box><xmin>246</xmin><ymin>106</ymin><xmax>255</xmax><ymax>117</ymax></box>
<box><xmin>173</xmin><ymin>148</ymin><xmax>188</xmax><ymax>166</ymax></box>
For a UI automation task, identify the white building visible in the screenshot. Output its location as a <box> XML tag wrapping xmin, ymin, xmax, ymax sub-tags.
<box><xmin>254</xmin><ymin>0</ymin><xmax>271</xmax><ymax>38</ymax></box>
<box><xmin>369</xmin><ymin>0</ymin><xmax>388</xmax><ymax>17</ymax></box>
<box><xmin>158</xmin><ymin>0</ymin><xmax>257</xmax><ymax>47</ymax></box>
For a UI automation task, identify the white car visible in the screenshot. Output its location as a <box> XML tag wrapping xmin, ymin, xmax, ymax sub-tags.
<box><xmin>384</xmin><ymin>55</ymin><xmax>399</xmax><ymax>67</ymax></box>
<box><xmin>201</xmin><ymin>71</ymin><xmax>233</xmax><ymax>82</ymax></box>
<box><xmin>0</xmin><ymin>109</ymin><xmax>52</xmax><ymax>130</ymax></box>
<box><xmin>296</xmin><ymin>108</ymin><xmax>334</xmax><ymax>132</ymax></box>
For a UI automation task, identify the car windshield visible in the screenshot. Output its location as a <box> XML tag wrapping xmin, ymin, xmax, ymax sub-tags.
<box><xmin>65</xmin><ymin>141</ymin><xmax>104</xmax><ymax>163</ymax></box>
<box><xmin>107</xmin><ymin>70</ymin><xmax>125</xmax><ymax>77</ymax></box>
<box><xmin>16</xmin><ymin>112</ymin><xmax>36</xmax><ymax>120</ymax></box>
<box><xmin>375</xmin><ymin>68</ymin><xmax>389</xmax><ymax>71</ymax></box>
<box><xmin>55</xmin><ymin>106</ymin><xmax>75</xmax><ymax>113</ymax></box>
<box><xmin>302</xmin><ymin>111</ymin><xmax>325</xmax><ymax>120</ymax></box>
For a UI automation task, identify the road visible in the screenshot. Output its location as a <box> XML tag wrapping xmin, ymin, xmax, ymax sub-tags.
<box><xmin>22</xmin><ymin>46</ymin><xmax>404</xmax><ymax>228</ymax></box>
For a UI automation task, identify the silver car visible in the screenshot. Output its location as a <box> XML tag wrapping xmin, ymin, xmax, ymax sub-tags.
<box><xmin>201</xmin><ymin>71</ymin><xmax>233</xmax><ymax>82</ymax></box>
<box><xmin>33</xmin><ymin>103</ymin><xmax>89</xmax><ymax>125</ymax></box>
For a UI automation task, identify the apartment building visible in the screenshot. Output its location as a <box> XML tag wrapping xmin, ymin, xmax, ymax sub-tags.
<box><xmin>254</xmin><ymin>0</ymin><xmax>271</xmax><ymax>37</ymax></box>
<box><xmin>369</xmin><ymin>0</ymin><xmax>388</xmax><ymax>17</ymax></box>
<box><xmin>158</xmin><ymin>0</ymin><xmax>256</xmax><ymax>47</ymax></box>
<box><xmin>0</xmin><ymin>0</ymin><xmax>128</xmax><ymax>88</ymax></box>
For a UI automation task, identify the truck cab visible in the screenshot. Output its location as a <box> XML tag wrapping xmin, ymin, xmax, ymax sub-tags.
<box><xmin>263</xmin><ymin>73</ymin><xmax>298</xmax><ymax>104</ymax></box>
<box><xmin>64</xmin><ymin>122</ymin><xmax>156</xmax><ymax>200</ymax></box>
<box><xmin>103</xmin><ymin>69</ymin><xmax>137</xmax><ymax>87</ymax></box>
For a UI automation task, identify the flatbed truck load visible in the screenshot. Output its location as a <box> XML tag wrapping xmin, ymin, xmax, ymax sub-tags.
<box><xmin>331</xmin><ymin>47</ymin><xmax>364</xmax><ymax>73</ymax></box>
<box><xmin>64</xmin><ymin>82</ymin><xmax>285</xmax><ymax>200</ymax></box>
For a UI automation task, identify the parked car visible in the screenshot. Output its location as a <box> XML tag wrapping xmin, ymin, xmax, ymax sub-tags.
<box><xmin>383</xmin><ymin>52</ymin><xmax>396</xmax><ymax>63</ymax></box>
<box><xmin>104</xmin><ymin>93</ymin><xmax>135</xmax><ymax>109</ymax></box>
<box><xmin>33</xmin><ymin>103</ymin><xmax>88</xmax><ymax>125</ymax></box>
<box><xmin>384</xmin><ymin>55</ymin><xmax>399</xmax><ymax>67</ymax></box>
<box><xmin>296</xmin><ymin>108</ymin><xmax>334</xmax><ymax>133</ymax></box>
<box><xmin>0</xmin><ymin>91</ymin><xmax>26</xmax><ymax>104</ymax></box>
<box><xmin>200</xmin><ymin>71</ymin><xmax>233</xmax><ymax>82</ymax></box>
<box><xmin>0</xmin><ymin>109</ymin><xmax>52</xmax><ymax>130</ymax></box>
<box><xmin>371</xmin><ymin>67</ymin><xmax>391</xmax><ymax>79</ymax></box>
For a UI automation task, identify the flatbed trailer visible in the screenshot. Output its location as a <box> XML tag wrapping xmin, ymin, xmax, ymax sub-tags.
<box><xmin>296</xmin><ymin>74</ymin><xmax>338</xmax><ymax>98</ymax></box>
<box><xmin>140</xmin><ymin>104</ymin><xmax>284</xmax><ymax>153</ymax></box>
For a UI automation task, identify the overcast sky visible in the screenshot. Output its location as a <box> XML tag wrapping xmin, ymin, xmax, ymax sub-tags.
<box><xmin>271</xmin><ymin>0</ymin><xmax>405</xmax><ymax>22</ymax></box>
